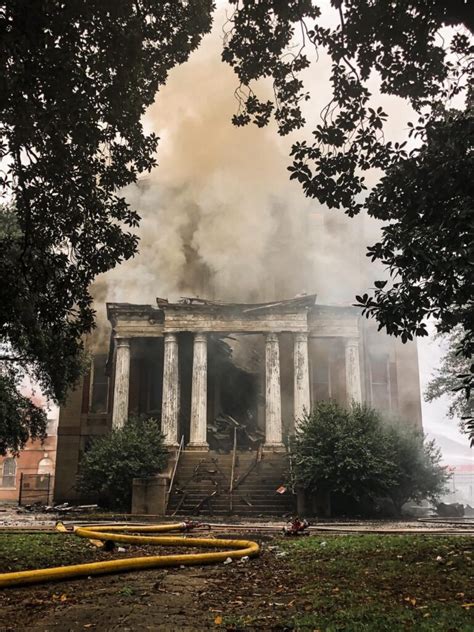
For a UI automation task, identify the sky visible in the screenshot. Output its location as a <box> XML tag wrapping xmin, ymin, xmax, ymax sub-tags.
<box><xmin>418</xmin><ymin>332</ymin><xmax>472</xmax><ymax>465</ymax></box>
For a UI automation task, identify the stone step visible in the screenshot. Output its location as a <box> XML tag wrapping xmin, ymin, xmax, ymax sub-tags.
<box><xmin>168</xmin><ymin>500</ymin><xmax>294</xmax><ymax>511</ymax></box>
<box><xmin>169</xmin><ymin>498</ymin><xmax>295</xmax><ymax>510</ymax></box>
<box><xmin>177</xmin><ymin>455</ymin><xmax>288</xmax><ymax>464</ymax></box>
<box><xmin>176</xmin><ymin>458</ymin><xmax>285</xmax><ymax>464</ymax></box>
<box><xmin>171</xmin><ymin>508</ymin><xmax>294</xmax><ymax>517</ymax></box>
<box><xmin>169</xmin><ymin>506</ymin><xmax>294</xmax><ymax>514</ymax></box>
<box><xmin>174</xmin><ymin>476</ymin><xmax>286</xmax><ymax>484</ymax></box>
<box><xmin>175</xmin><ymin>467</ymin><xmax>287</xmax><ymax>475</ymax></box>
<box><xmin>169</xmin><ymin>491</ymin><xmax>292</xmax><ymax>501</ymax></box>
<box><xmin>171</xmin><ymin>484</ymin><xmax>288</xmax><ymax>492</ymax></box>
<box><xmin>168</xmin><ymin>450</ymin><xmax>290</xmax><ymax>516</ymax></box>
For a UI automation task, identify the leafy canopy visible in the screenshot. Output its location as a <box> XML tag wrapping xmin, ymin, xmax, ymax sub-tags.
<box><xmin>1</xmin><ymin>1</ymin><xmax>472</xmax><ymax>453</ymax></box>
<box><xmin>222</xmin><ymin>1</ymin><xmax>473</xmax><ymax>439</ymax></box>
<box><xmin>77</xmin><ymin>417</ymin><xmax>167</xmax><ymax>511</ymax></box>
<box><xmin>426</xmin><ymin>328</ymin><xmax>474</xmax><ymax>435</ymax></box>
<box><xmin>292</xmin><ymin>401</ymin><xmax>450</xmax><ymax>514</ymax></box>
<box><xmin>0</xmin><ymin>1</ymin><xmax>213</xmax><ymax>453</ymax></box>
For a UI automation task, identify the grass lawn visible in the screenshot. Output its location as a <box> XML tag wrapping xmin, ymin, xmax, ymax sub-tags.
<box><xmin>0</xmin><ymin>532</ymin><xmax>472</xmax><ymax>630</ymax></box>
<box><xmin>262</xmin><ymin>535</ymin><xmax>474</xmax><ymax>631</ymax></box>
<box><xmin>0</xmin><ymin>532</ymin><xmax>103</xmax><ymax>572</ymax></box>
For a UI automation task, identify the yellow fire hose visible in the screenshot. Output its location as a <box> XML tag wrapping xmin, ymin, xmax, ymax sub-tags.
<box><xmin>0</xmin><ymin>522</ymin><xmax>260</xmax><ymax>588</ymax></box>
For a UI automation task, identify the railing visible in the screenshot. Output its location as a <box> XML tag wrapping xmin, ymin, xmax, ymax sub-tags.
<box><xmin>18</xmin><ymin>473</ymin><xmax>54</xmax><ymax>506</ymax></box>
<box><xmin>229</xmin><ymin>426</ymin><xmax>238</xmax><ymax>513</ymax></box>
<box><xmin>166</xmin><ymin>435</ymin><xmax>184</xmax><ymax>511</ymax></box>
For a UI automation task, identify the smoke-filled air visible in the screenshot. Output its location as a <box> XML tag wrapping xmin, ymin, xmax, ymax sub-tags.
<box><xmin>92</xmin><ymin>22</ymin><xmax>371</xmax><ymax>327</ymax></box>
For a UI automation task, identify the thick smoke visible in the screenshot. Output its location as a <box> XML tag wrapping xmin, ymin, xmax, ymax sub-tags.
<box><xmin>92</xmin><ymin>20</ymin><xmax>377</xmax><ymax>340</ymax></box>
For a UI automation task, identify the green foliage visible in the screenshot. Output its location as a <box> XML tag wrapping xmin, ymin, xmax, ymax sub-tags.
<box><xmin>223</xmin><ymin>2</ymin><xmax>474</xmax><ymax>441</ymax></box>
<box><xmin>0</xmin><ymin>2</ymin><xmax>213</xmax><ymax>449</ymax></box>
<box><xmin>280</xmin><ymin>535</ymin><xmax>474</xmax><ymax>632</ymax></box>
<box><xmin>292</xmin><ymin>401</ymin><xmax>449</xmax><ymax>514</ymax></box>
<box><xmin>383</xmin><ymin>426</ymin><xmax>449</xmax><ymax>512</ymax></box>
<box><xmin>0</xmin><ymin>533</ymin><xmax>100</xmax><ymax>573</ymax></box>
<box><xmin>77</xmin><ymin>417</ymin><xmax>167</xmax><ymax>511</ymax></box>
<box><xmin>293</xmin><ymin>401</ymin><xmax>390</xmax><ymax>500</ymax></box>
<box><xmin>0</xmin><ymin>369</ymin><xmax>47</xmax><ymax>455</ymax></box>
<box><xmin>426</xmin><ymin>328</ymin><xmax>474</xmax><ymax>431</ymax></box>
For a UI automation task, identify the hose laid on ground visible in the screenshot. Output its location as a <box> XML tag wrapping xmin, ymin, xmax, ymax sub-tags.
<box><xmin>0</xmin><ymin>522</ymin><xmax>260</xmax><ymax>588</ymax></box>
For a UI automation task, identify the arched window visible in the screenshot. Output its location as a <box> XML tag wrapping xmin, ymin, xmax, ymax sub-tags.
<box><xmin>37</xmin><ymin>457</ymin><xmax>53</xmax><ymax>475</ymax></box>
<box><xmin>1</xmin><ymin>458</ymin><xmax>16</xmax><ymax>487</ymax></box>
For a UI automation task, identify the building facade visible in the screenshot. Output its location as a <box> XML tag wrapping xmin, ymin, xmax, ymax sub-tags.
<box><xmin>54</xmin><ymin>296</ymin><xmax>423</xmax><ymax>503</ymax></box>
<box><xmin>0</xmin><ymin>417</ymin><xmax>57</xmax><ymax>504</ymax></box>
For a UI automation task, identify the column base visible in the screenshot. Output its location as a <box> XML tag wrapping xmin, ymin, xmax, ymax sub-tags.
<box><xmin>262</xmin><ymin>442</ymin><xmax>286</xmax><ymax>453</ymax></box>
<box><xmin>186</xmin><ymin>442</ymin><xmax>209</xmax><ymax>451</ymax></box>
<box><xmin>163</xmin><ymin>443</ymin><xmax>179</xmax><ymax>452</ymax></box>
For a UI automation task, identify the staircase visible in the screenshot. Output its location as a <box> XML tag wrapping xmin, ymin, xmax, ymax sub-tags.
<box><xmin>166</xmin><ymin>450</ymin><xmax>295</xmax><ymax>517</ymax></box>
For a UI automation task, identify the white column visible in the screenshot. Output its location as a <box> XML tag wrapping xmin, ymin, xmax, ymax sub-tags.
<box><xmin>345</xmin><ymin>337</ymin><xmax>362</xmax><ymax>404</ymax></box>
<box><xmin>188</xmin><ymin>333</ymin><xmax>209</xmax><ymax>450</ymax></box>
<box><xmin>112</xmin><ymin>338</ymin><xmax>130</xmax><ymax>429</ymax></box>
<box><xmin>294</xmin><ymin>332</ymin><xmax>311</xmax><ymax>429</ymax></box>
<box><xmin>161</xmin><ymin>333</ymin><xmax>180</xmax><ymax>447</ymax></box>
<box><xmin>264</xmin><ymin>333</ymin><xmax>284</xmax><ymax>450</ymax></box>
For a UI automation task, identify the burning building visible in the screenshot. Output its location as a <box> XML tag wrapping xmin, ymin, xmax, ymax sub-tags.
<box><xmin>54</xmin><ymin>293</ymin><xmax>422</xmax><ymax>515</ymax></box>
<box><xmin>53</xmin><ymin>25</ymin><xmax>424</xmax><ymax>514</ymax></box>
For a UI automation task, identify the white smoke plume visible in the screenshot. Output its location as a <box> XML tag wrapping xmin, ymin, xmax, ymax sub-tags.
<box><xmin>92</xmin><ymin>15</ymin><xmax>386</xmax><ymax>336</ymax></box>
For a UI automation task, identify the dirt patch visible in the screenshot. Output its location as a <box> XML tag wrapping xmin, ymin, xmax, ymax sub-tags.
<box><xmin>0</xmin><ymin>539</ymin><xmax>287</xmax><ymax>631</ymax></box>
<box><xmin>1</xmin><ymin>534</ymin><xmax>472</xmax><ymax>631</ymax></box>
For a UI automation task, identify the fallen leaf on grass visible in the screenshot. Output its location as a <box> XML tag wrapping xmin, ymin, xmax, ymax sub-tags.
<box><xmin>461</xmin><ymin>603</ymin><xmax>474</xmax><ymax>609</ymax></box>
<box><xmin>214</xmin><ymin>615</ymin><xmax>223</xmax><ymax>625</ymax></box>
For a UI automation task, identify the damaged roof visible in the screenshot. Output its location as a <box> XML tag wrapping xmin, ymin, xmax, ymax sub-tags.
<box><xmin>156</xmin><ymin>294</ymin><xmax>317</xmax><ymax>312</ymax></box>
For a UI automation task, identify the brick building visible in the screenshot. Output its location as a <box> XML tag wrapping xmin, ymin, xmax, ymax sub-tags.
<box><xmin>0</xmin><ymin>416</ymin><xmax>57</xmax><ymax>504</ymax></box>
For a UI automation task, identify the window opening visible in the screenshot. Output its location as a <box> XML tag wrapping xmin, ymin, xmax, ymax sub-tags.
<box><xmin>1</xmin><ymin>458</ymin><xmax>16</xmax><ymax>487</ymax></box>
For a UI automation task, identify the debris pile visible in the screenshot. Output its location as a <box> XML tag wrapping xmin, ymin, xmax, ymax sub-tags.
<box><xmin>17</xmin><ymin>502</ymin><xmax>99</xmax><ymax>515</ymax></box>
<box><xmin>282</xmin><ymin>517</ymin><xmax>310</xmax><ymax>536</ymax></box>
<box><xmin>207</xmin><ymin>413</ymin><xmax>264</xmax><ymax>452</ymax></box>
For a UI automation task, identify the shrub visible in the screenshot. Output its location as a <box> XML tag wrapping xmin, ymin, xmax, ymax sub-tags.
<box><xmin>292</xmin><ymin>401</ymin><xmax>450</xmax><ymax>516</ymax></box>
<box><xmin>383</xmin><ymin>426</ymin><xmax>450</xmax><ymax>514</ymax></box>
<box><xmin>77</xmin><ymin>417</ymin><xmax>167</xmax><ymax>511</ymax></box>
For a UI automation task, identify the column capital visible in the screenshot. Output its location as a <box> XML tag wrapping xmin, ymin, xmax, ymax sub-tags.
<box><xmin>115</xmin><ymin>337</ymin><xmax>130</xmax><ymax>348</ymax></box>
<box><xmin>194</xmin><ymin>332</ymin><xmax>207</xmax><ymax>343</ymax></box>
<box><xmin>266</xmin><ymin>332</ymin><xmax>279</xmax><ymax>343</ymax></box>
<box><xmin>163</xmin><ymin>332</ymin><xmax>178</xmax><ymax>343</ymax></box>
<box><xmin>294</xmin><ymin>331</ymin><xmax>309</xmax><ymax>343</ymax></box>
<box><xmin>345</xmin><ymin>336</ymin><xmax>359</xmax><ymax>347</ymax></box>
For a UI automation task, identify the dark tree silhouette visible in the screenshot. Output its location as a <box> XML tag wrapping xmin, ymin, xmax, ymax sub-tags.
<box><xmin>222</xmin><ymin>0</ymin><xmax>473</xmax><ymax>441</ymax></box>
<box><xmin>0</xmin><ymin>1</ymin><xmax>212</xmax><ymax>453</ymax></box>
